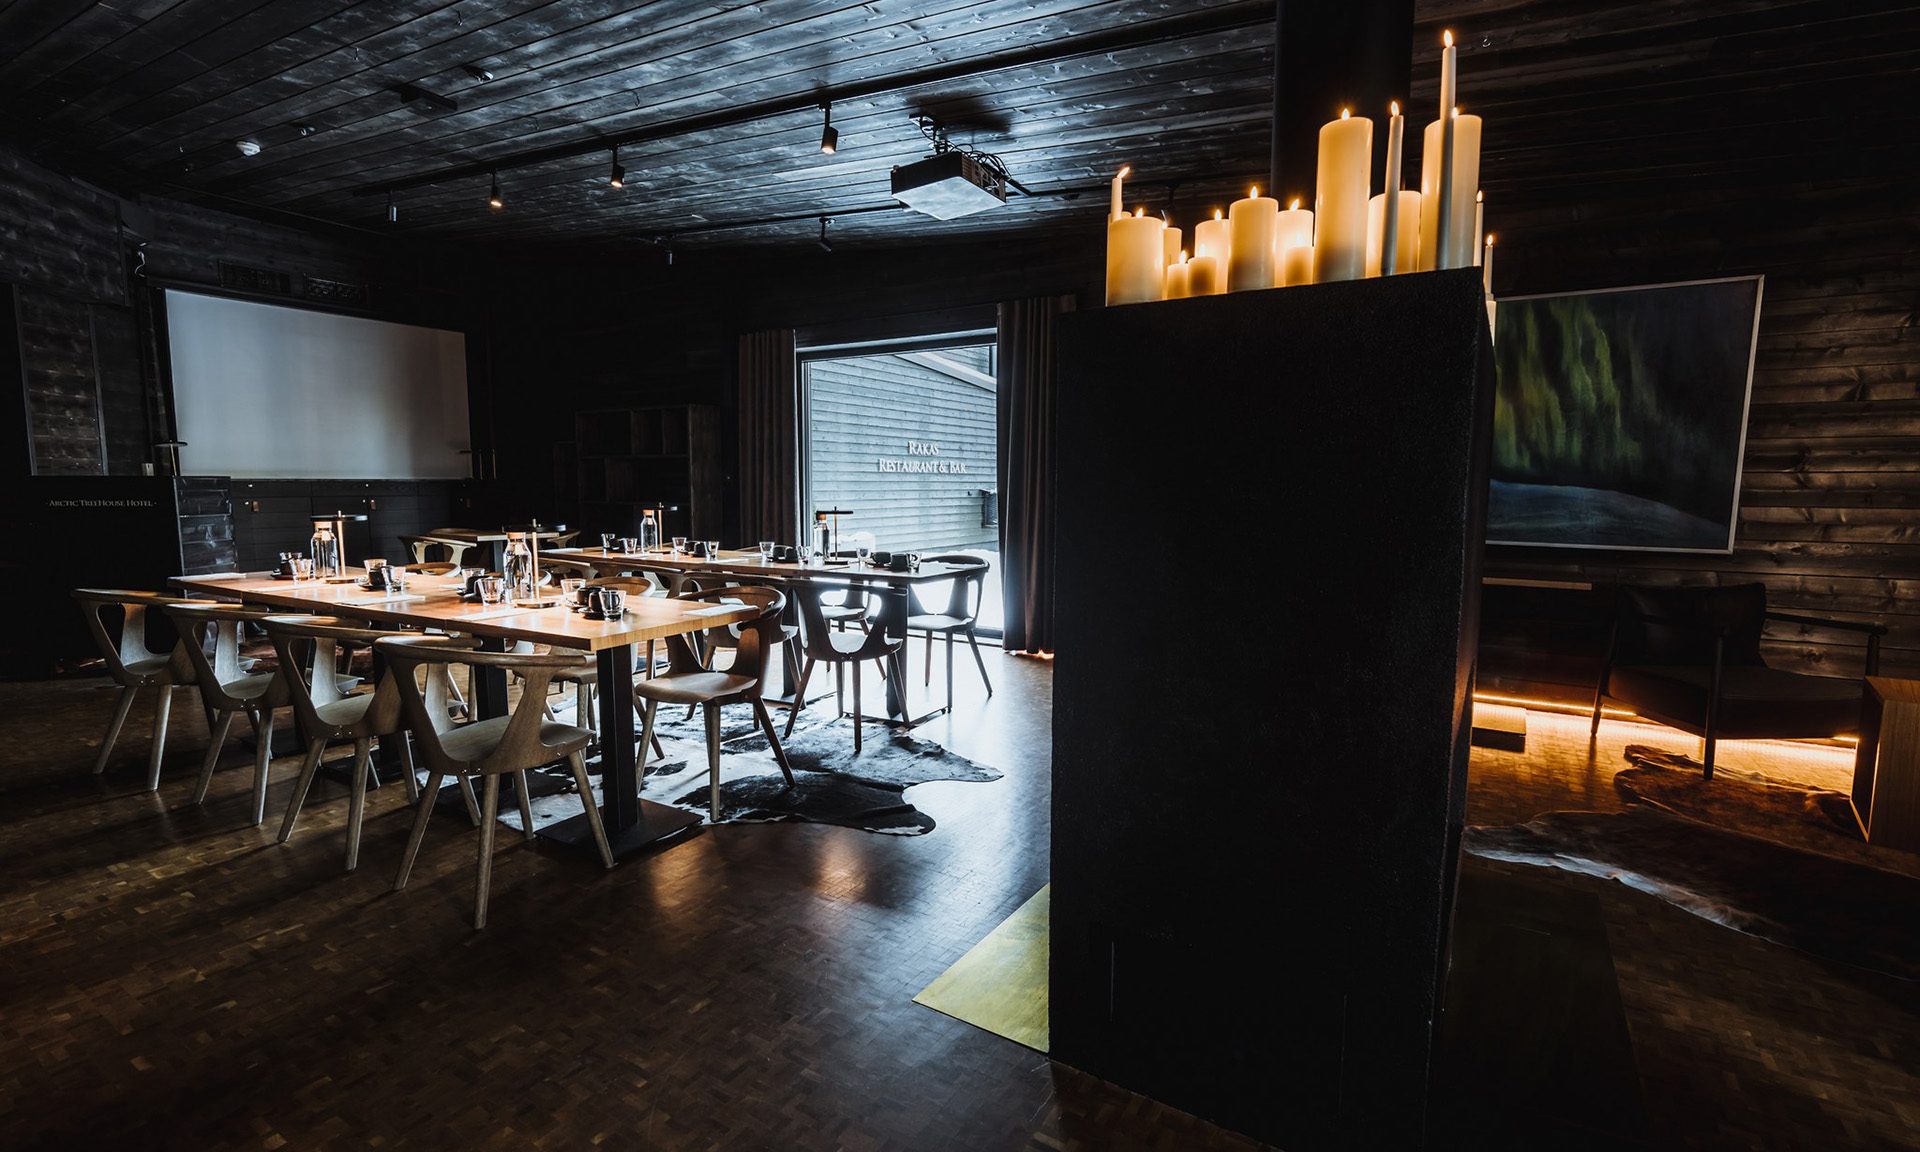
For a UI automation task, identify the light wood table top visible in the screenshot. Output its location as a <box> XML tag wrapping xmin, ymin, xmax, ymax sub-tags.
<box><xmin>422</xmin><ymin>527</ymin><xmax>569</xmax><ymax>544</ymax></box>
<box><xmin>172</xmin><ymin>570</ymin><xmax>751</xmax><ymax>652</ymax></box>
<box><xmin>544</xmin><ymin>547</ymin><xmax>982</xmax><ymax>585</ymax></box>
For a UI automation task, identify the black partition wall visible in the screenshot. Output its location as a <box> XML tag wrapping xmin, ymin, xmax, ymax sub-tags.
<box><xmin>1050</xmin><ymin>268</ymin><xmax>1494</xmax><ymax>1150</ymax></box>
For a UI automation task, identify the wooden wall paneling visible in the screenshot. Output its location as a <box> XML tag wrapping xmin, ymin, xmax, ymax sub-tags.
<box><xmin>91</xmin><ymin>302</ymin><xmax>147</xmax><ymax>474</ymax></box>
<box><xmin>14</xmin><ymin>290</ymin><xmax>105</xmax><ymax>475</ymax></box>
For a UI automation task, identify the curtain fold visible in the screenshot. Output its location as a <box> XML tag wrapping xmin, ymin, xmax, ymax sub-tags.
<box><xmin>737</xmin><ymin>328</ymin><xmax>798</xmax><ymax>545</ymax></box>
<box><xmin>996</xmin><ymin>295</ymin><xmax>1072</xmax><ymax>653</ymax></box>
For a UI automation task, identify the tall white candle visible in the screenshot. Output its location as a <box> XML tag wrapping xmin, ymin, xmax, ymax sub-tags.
<box><xmin>1227</xmin><ymin>186</ymin><xmax>1278</xmax><ymax>292</ymax></box>
<box><xmin>1105</xmin><ymin>207</ymin><xmax>1164</xmax><ymax>305</ymax></box>
<box><xmin>1366</xmin><ymin>190</ymin><xmax>1421</xmax><ymax>277</ymax></box>
<box><xmin>1418</xmin><ymin>111</ymin><xmax>1482</xmax><ymax>269</ymax></box>
<box><xmin>1380</xmin><ymin>101</ymin><xmax>1405</xmax><ymax>275</ymax></box>
<box><xmin>1110</xmin><ymin>165</ymin><xmax>1129</xmax><ymax>222</ymax></box>
<box><xmin>1194</xmin><ymin>209</ymin><xmax>1232</xmax><ymax>269</ymax></box>
<box><xmin>1472</xmin><ymin>191</ymin><xmax>1485</xmax><ymax>265</ymax></box>
<box><xmin>1162</xmin><ymin>224</ymin><xmax>1182</xmax><ymax>268</ymax></box>
<box><xmin>1482</xmin><ymin>233</ymin><xmax>1495</xmax><ymax>294</ymax></box>
<box><xmin>1434</xmin><ymin>30</ymin><xmax>1457</xmax><ymax>269</ymax></box>
<box><xmin>1312</xmin><ymin>108</ymin><xmax>1373</xmax><ymax>283</ymax></box>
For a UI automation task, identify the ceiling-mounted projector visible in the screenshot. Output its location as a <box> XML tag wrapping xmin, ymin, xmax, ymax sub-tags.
<box><xmin>890</xmin><ymin>151</ymin><xmax>1007</xmax><ymax>220</ymax></box>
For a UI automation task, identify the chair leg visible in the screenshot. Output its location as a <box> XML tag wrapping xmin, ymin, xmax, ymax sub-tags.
<box><xmin>567</xmin><ymin>751</ymin><xmax>614</xmax><ymax>869</ymax></box>
<box><xmin>514</xmin><ymin>770</ymin><xmax>536</xmax><ymax>841</ymax></box>
<box><xmin>786</xmin><ymin>659</ymin><xmax>816</xmax><ymax>737</ymax></box>
<box><xmin>852</xmin><ymin>661</ymin><xmax>863</xmax><ymax>755</ymax></box>
<box><xmin>250</xmin><ymin>709</ymin><xmax>275</xmax><ymax>827</ymax></box>
<box><xmin>398</xmin><ymin>733</ymin><xmax>420</xmax><ymax>804</ymax></box>
<box><xmin>704</xmin><ymin>703</ymin><xmax>723</xmax><ymax>822</ymax></box>
<box><xmin>192</xmin><ymin>709</ymin><xmax>236</xmax><ymax>805</ymax></box>
<box><xmin>456</xmin><ymin>775</ymin><xmax>483</xmax><ymax>826</ymax></box>
<box><xmin>474</xmin><ymin>775</ymin><xmax>500</xmax><ymax>930</ymax></box>
<box><xmin>277</xmin><ymin>738</ymin><xmax>330</xmax><ymax>843</ymax></box>
<box><xmin>394</xmin><ymin>772</ymin><xmax>445</xmax><ymax>890</ymax></box>
<box><xmin>1702</xmin><ymin>735</ymin><xmax>1717</xmax><ymax>781</ymax></box>
<box><xmin>752</xmin><ymin>698</ymin><xmax>796</xmax><ymax>786</ymax></box>
<box><xmin>925</xmin><ymin>631</ymin><xmax>933</xmax><ymax>686</ymax></box>
<box><xmin>835</xmin><ymin>662</ymin><xmax>845</xmax><ymax>718</ymax></box>
<box><xmin>639</xmin><ymin>699</ymin><xmax>660</xmax><ymax>771</ymax></box>
<box><xmin>93</xmin><ymin>685</ymin><xmax>138</xmax><ymax>775</ymax></box>
<box><xmin>578</xmin><ymin>682</ymin><xmax>596</xmax><ymax>736</ymax></box>
<box><xmin>966</xmin><ymin>629</ymin><xmax>992</xmax><ymax>696</ymax></box>
<box><xmin>345</xmin><ymin>736</ymin><xmax>372</xmax><ymax>871</ymax></box>
<box><xmin>946</xmin><ymin>631</ymin><xmax>956</xmax><ymax>712</ymax></box>
<box><xmin>147</xmin><ymin>684</ymin><xmax>175</xmax><ymax>791</ymax></box>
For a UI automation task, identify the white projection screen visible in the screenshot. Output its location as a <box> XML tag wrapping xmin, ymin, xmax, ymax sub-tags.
<box><xmin>166</xmin><ymin>290</ymin><xmax>471</xmax><ymax>479</ymax></box>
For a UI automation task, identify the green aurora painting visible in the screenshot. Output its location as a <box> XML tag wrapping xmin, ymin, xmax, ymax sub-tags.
<box><xmin>1489</xmin><ymin>276</ymin><xmax>1763</xmax><ymax>552</ymax></box>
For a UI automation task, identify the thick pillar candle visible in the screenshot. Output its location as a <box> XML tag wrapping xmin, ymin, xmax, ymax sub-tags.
<box><xmin>1105</xmin><ymin>208</ymin><xmax>1164</xmax><ymax>305</ymax></box>
<box><xmin>1380</xmin><ymin>102</ymin><xmax>1406</xmax><ymax>274</ymax></box>
<box><xmin>1227</xmin><ymin>187</ymin><xmax>1278</xmax><ymax>291</ymax></box>
<box><xmin>1366</xmin><ymin>190</ymin><xmax>1422</xmax><ymax>277</ymax></box>
<box><xmin>1162</xmin><ymin>225</ymin><xmax>1182</xmax><ymax>268</ymax></box>
<box><xmin>1312</xmin><ymin>109</ymin><xmax>1373</xmax><ymax>284</ymax></box>
<box><xmin>1280</xmin><ymin>245</ymin><xmax>1314</xmax><ymax>287</ymax></box>
<box><xmin>1165</xmin><ymin>253</ymin><xmax>1192</xmax><ymax>300</ymax></box>
<box><xmin>1194</xmin><ymin>210</ymin><xmax>1232</xmax><ymax>269</ymax></box>
<box><xmin>1418</xmin><ymin>111</ymin><xmax>1482</xmax><ymax>269</ymax></box>
<box><xmin>1273</xmin><ymin>198</ymin><xmax>1313</xmax><ymax>269</ymax></box>
<box><xmin>1187</xmin><ymin>255</ymin><xmax>1223</xmax><ymax>295</ymax></box>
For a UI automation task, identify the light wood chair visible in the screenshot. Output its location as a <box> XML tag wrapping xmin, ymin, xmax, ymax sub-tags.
<box><xmin>72</xmin><ymin>589</ymin><xmax>197</xmax><ymax>790</ymax></box>
<box><xmin>908</xmin><ymin>554</ymin><xmax>994</xmax><ymax>708</ymax></box>
<box><xmin>401</xmin><ymin>535</ymin><xmax>472</xmax><ymax>566</ymax></box>
<box><xmin>164</xmin><ymin>602</ymin><xmax>309</xmax><ymax>826</ymax></box>
<box><xmin>264</xmin><ymin>616</ymin><xmax>481</xmax><ymax>871</ymax></box>
<box><xmin>635</xmin><ymin>586</ymin><xmax>795</xmax><ymax>821</ymax></box>
<box><xmin>382</xmin><ymin>639</ymin><xmax>614</xmax><ymax>929</ymax></box>
<box><xmin>789</xmin><ymin>581</ymin><xmax>905</xmax><ymax>753</ymax></box>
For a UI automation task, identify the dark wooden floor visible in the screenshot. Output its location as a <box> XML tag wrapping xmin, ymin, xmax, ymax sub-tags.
<box><xmin>5</xmin><ymin>659</ymin><xmax>1920</xmax><ymax>1149</ymax></box>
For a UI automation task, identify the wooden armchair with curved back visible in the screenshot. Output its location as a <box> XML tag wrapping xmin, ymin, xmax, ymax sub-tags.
<box><xmin>788</xmin><ymin>580</ymin><xmax>905</xmax><ymax>753</ymax></box>
<box><xmin>72</xmin><ymin>589</ymin><xmax>197</xmax><ymax>789</ymax></box>
<box><xmin>381</xmin><ymin>638</ymin><xmax>613</xmax><ymax>929</ymax></box>
<box><xmin>907</xmin><ymin>554</ymin><xmax>994</xmax><ymax>709</ymax></box>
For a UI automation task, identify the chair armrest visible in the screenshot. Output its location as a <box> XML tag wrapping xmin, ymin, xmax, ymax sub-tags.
<box><xmin>1765</xmin><ymin>611</ymin><xmax>1889</xmax><ymax>637</ymax></box>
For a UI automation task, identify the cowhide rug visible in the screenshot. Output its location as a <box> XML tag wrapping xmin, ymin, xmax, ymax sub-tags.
<box><xmin>486</xmin><ymin>699</ymin><xmax>1001</xmax><ymax>837</ymax></box>
<box><xmin>1463</xmin><ymin>746</ymin><xmax>1920</xmax><ymax>980</ymax></box>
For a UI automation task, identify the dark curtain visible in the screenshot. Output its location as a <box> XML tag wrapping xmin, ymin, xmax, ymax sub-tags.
<box><xmin>997</xmin><ymin>295</ymin><xmax>1072</xmax><ymax>653</ymax></box>
<box><xmin>737</xmin><ymin>328</ymin><xmax>798</xmax><ymax>544</ymax></box>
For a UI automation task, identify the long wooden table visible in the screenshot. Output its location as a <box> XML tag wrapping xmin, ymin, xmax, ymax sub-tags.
<box><xmin>546</xmin><ymin>547</ymin><xmax>980</xmax><ymax>726</ymax></box>
<box><xmin>174</xmin><ymin>568</ymin><xmax>753</xmax><ymax>860</ymax></box>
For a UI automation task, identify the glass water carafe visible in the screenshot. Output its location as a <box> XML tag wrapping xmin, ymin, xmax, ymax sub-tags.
<box><xmin>309</xmin><ymin>524</ymin><xmax>338</xmax><ymax>577</ymax></box>
<box><xmin>504</xmin><ymin>532</ymin><xmax>533</xmax><ymax>598</ymax></box>
<box><xmin>639</xmin><ymin>510</ymin><xmax>659</xmax><ymax>554</ymax></box>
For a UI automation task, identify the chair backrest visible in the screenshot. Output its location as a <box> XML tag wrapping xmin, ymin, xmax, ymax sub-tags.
<box><xmin>405</xmin><ymin>535</ymin><xmax>473</xmax><ymax>566</ymax></box>
<box><xmin>663</xmin><ymin>586</ymin><xmax>786</xmax><ymax>680</ymax></box>
<box><xmin>71</xmin><ymin>589</ymin><xmax>195</xmax><ymax>685</ymax></box>
<box><xmin>587</xmin><ymin>574</ymin><xmax>669</xmax><ymax>598</ymax></box>
<box><xmin>261</xmin><ymin>615</ymin><xmax>407</xmax><ymax>738</ymax></box>
<box><xmin>908</xmin><ymin>554</ymin><xmax>990</xmax><ymax>620</ymax></box>
<box><xmin>162</xmin><ymin>602</ymin><xmax>289</xmax><ymax>710</ymax></box>
<box><xmin>1614</xmin><ymin>583</ymin><xmax>1769</xmax><ymax>667</ymax></box>
<box><xmin>794</xmin><ymin>581</ymin><xmax>902</xmax><ymax>661</ymax></box>
<box><xmin>377</xmin><ymin>638</ymin><xmax>586</xmax><ymax>777</ymax></box>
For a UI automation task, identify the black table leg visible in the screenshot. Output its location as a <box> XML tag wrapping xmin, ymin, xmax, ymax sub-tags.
<box><xmin>537</xmin><ymin>642</ymin><xmax>700</xmax><ymax>860</ymax></box>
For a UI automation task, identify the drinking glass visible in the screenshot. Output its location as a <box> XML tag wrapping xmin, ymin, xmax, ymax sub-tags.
<box><xmin>671</xmin><ymin>536</ymin><xmax>687</xmax><ymax>555</ymax></box>
<box><xmin>758</xmin><ymin>540</ymin><xmax>775</xmax><ymax>563</ymax></box>
<box><xmin>794</xmin><ymin>545</ymin><xmax>813</xmax><ymax>567</ymax></box>
<box><xmin>477</xmin><ymin>576</ymin><xmax>506</xmax><ymax>604</ymax></box>
<box><xmin>388</xmin><ymin>565</ymin><xmax>408</xmax><ymax>591</ymax></box>
<box><xmin>600</xmin><ymin>532</ymin><xmax>616</xmax><ymax>553</ymax></box>
<box><xmin>620</xmin><ymin>537</ymin><xmax>639</xmax><ymax>555</ymax></box>
<box><xmin>707</xmin><ymin>540</ymin><xmax>721</xmax><ymax>560</ymax></box>
<box><xmin>855</xmin><ymin>542</ymin><xmax>872</xmax><ymax>566</ymax></box>
<box><xmin>560</xmin><ymin>577</ymin><xmax>585</xmax><ymax>603</ymax></box>
<box><xmin>291</xmin><ymin>557</ymin><xmax>315</xmax><ymax>581</ymax></box>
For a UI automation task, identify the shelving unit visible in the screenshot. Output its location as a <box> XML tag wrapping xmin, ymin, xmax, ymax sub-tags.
<box><xmin>572</xmin><ymin>404</ymin><xmax>721</xmax><ymax>541</ymax></box>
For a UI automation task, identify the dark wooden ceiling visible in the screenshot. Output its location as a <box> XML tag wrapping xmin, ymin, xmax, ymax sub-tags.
<box><xmin>0</xmin><ymin>0</ymin><xmax>1913</xmax><ymax>253</ymax></box>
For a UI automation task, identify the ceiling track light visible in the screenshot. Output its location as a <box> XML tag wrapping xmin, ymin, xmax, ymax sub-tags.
<box><xmin>488</xmin><ymin>171</ymin><xmax>503</xmax><ymax>210</ymax></box>
<box><xmin>819</xmin><ymin>101</ymin><xmax>838</xmax><ymax>155</ymax></box>
<box><xmin>817</xmin><ymin>216</ymin><xmax>834</xmax><ymax>253</ymax></box>
<box><xmin>386</xmin><ymin>191</ymin><xmax>398</xmax><ymax>224</ymax></box>
<box><xmin>609</xmin><ymin>146</ymin><xmax>625</xmax><ymax>189</ymax></box>
<box><xmin>462</xmin><ymin>63</ymin><xmax>495</xmax><ymax>82</ymax></box>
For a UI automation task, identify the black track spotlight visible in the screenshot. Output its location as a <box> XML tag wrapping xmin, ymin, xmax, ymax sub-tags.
<box><xmin>385</xmin><ymin>190</ymin><xmax>398</xmax><ymax>224</ymax></box>
<box><xmin>816</xmin><ymin>215</ymin><xmax>834</xmax><ymax>253</ymax></box>
<box><xmin>487</xmin><ymin>171</ymin><xmax>503</xmax><ymax>210</ymax></box>
<box><xmin>819</xmin><ymin>102</ymin><xmax>838</xmax><ymax>155</ymax></box>
<box><xmin>609</xmin><ymin>146</ymin><xmax>625</xmax><ymax>189</ymax></box>
<box><xmin>462</xmin><ymin>63</ymin><xmax>495</xmax><ymax>82</ymax></box>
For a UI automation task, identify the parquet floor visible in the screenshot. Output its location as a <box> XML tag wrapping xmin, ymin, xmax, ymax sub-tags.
<box><xmin>5</xmin><ymin>658</ymin><xmax>1919</xmax><ymax>1150</ymax></box>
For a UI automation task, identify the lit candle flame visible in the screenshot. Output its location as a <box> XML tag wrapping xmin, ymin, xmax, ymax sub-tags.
<box><xmin>1452</xmin><ymin>105</ymin><xmax>1461</xmax><ymax>118</ymax></box>
<box><xmin>1340</xmin><ymin>107</ymin><xmax>1350</xmax><ymax>120</ymax></box>
<box><xmin>1134</xmin><ymin>206</ymin><xmax>1144</xmax><ymax>217</ymax></box>
<box><xmin>1486</xmin><ymin>233</ymin><xmax>1496</xmax><ymax>246</ymax></box>
<box><xmin>1444</xmin><ymin>29</ymin><xmax>1453</xmax><ymax>48</ymax></box>
<box><xmin>1179</xmin><ymin>249</ymin><xmax>1189</xmax><ymax>263</ymax></box>
<box><xmin>1390</xmin><ymin>100</ymin><xmax>1400</xmax><ymax>117</ymax></box>
<box><xmin>1289</xmin><ymin>198</ymin><xmax>1301</xmax><ymax>210</ymax></box>
<box><xmin>1214</xmin><ymin>208</ymin><xmax>1222</xmax><ymax>220</ymax></box>
<box><xmin>1250</xmin><ymin>185</ymin><xmax>1259</xmax><ymax>199</ymax></box>
<box><xmin>1476</xmin><ymin>190</ymin><xmax>1485</xmax><ymax>202</ymax></box>
<box><xmin>1117</xmin><ymin>165</ymin><xmax>1130</xmax><ymax>178</ymax></box>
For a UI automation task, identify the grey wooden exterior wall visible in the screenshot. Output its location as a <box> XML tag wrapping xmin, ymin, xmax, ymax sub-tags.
<box><xmin>803</xmin><ymin>344</ymin><xmax>996</xmax><ymax>554</ymax></box>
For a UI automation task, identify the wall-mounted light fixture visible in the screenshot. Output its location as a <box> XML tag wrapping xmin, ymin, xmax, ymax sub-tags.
<box><xmin>488</xmin><ymin>171</ymin><xmax>503</xmax><ymax>210</ymax></box>
<box><xmin>817</xmin><ymin>216</ymin><xmax>834</xmax><ymax>253</ymax></box>
<box><xmin>819</xmin><ymin>102</ymin><xmax>838</xmax><ymax>154</ymax></box>
<box><xmin>609</xmin><ymin>146</ymin><xmax>625</xmax><ymax>189</ymax></box>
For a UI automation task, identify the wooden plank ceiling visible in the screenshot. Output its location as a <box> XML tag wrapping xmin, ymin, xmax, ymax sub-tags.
<box><xmin>0</xmin><ymin>0</ymin><xmax>1913</xmax><ymax>253</ymax></box>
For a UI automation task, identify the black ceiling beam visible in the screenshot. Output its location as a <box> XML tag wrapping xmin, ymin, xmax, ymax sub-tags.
<box><xmin>353</xmin><ymin>0</ymin><xmax>1276</xmax><ymax>199</ymax></box>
